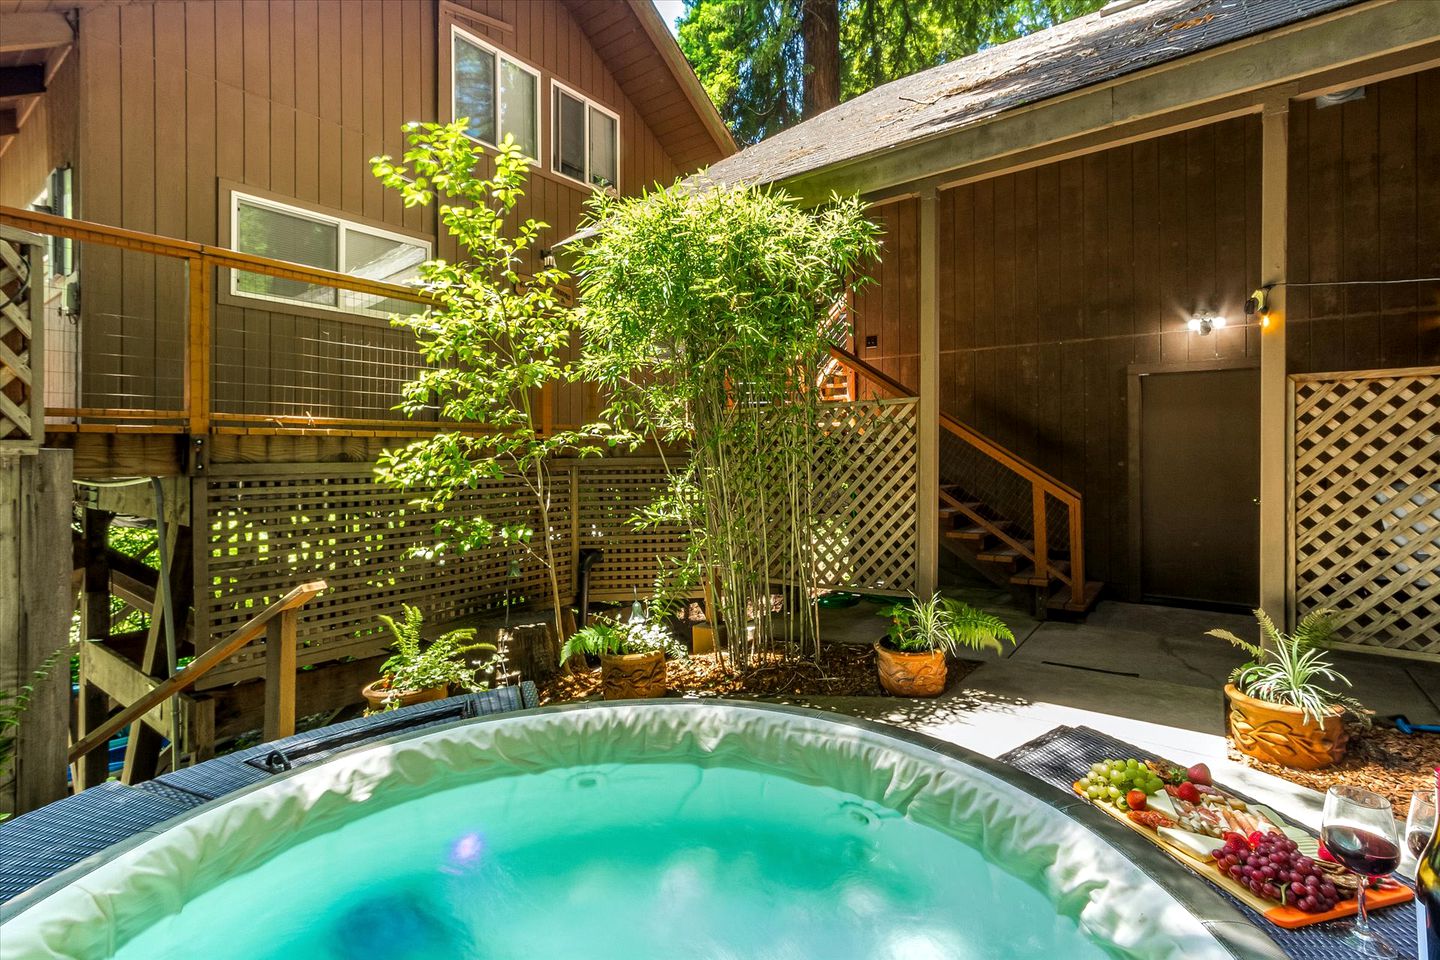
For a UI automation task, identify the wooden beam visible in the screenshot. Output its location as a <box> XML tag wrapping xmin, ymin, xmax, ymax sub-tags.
<box><xmin>915</xmin><ymin>188</ymin><xmax>939</xmax><ymax>599</ymax></box>
<box><xmin>0</xmin><ymin>13</ymin><xmax>72</xmax><ymax>54</ymax></box>
<box><xmin>0</xmin><ymin>64</ymin><xmax>45</xmax><ymax>99</ymax></box>
<box><xmin>68</xmin><ymin>580</ymin><xmax>326</xmax><ymax>763</ymax></box>
<box><xmin>1258</xmin><ymin>93</ymin><xmax>1292</xmax><ymax>631</ymax></box>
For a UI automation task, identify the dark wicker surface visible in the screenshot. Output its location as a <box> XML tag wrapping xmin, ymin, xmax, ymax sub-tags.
<box><xmin>1000</xmin><ymin>724</ymin><xmax>1421</xmax><ymax>960</ymax></box>
<box><xmin>0</xmin><ymin>683</ymin><xmax>537</xmax><ymax>906</ymax></box>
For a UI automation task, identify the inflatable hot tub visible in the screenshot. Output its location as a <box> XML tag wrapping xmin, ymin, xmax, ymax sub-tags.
<box><xmin>0</xmin><ymin>701</ymin><xmax>1284</xmax><ymax>959</ymax></box>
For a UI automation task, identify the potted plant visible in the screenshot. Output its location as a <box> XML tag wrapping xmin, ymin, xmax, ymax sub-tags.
<box><xmin>875</xmin><ymin>593</ymin><xmax>1014</xmax><ymax>697</ymax></box>
<box><xmin>362</xmin><ymin>605</ymin><xmax>497</xmax><ymax>712</ymax></box>
<box><xmin>1208</xmin><ymin>608</ymin><xmax>1367</xmax><ymax>770</ymax></box>
<box><xmin>559</xmin><ymin>616</ymin><xmax>686</xmax><ymax>700</ymax></box>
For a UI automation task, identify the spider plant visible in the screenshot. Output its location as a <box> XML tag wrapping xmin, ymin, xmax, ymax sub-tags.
<box><xmin>878</xmin><ymin>593</ymin><xmax>1015</xmax><ymax>656</ymax></box>
<box><xmin>1207</xmin><ymin>608</ymin><xmax>1368</xmax><ymax>726</ymax></box>
<box><xmin>376</xmin><ymin>605</ymin><xmax>497</xmax><ymax>700</ymax></box>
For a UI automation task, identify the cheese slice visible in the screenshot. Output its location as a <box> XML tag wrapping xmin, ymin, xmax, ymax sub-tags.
<box><xmin>1158</xmin><ymin>826</ymin><xmax>1224</xmax><ymax>861</ymax></box>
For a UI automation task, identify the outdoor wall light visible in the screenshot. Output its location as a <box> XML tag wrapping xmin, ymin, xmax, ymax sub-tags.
<box><xmin>1187</xmin><ymin>313</ymin><xmax>1226</xmax><ymax>336</ymax></box>
<box><xmin>540</xmin><ymin>248</ymin><xmax>557</xmax><ymax>269</ymax></box>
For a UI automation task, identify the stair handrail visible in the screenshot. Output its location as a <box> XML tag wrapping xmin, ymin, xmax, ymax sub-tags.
<box><xmin>828</xmin><ymin>345</ymin><xmax>1079</xmax><ymax>504</ymax></box>
<box><xmin>68</xmin><ymin>579</ymin><xmax>327</xmax><ymax>764</ymax></box>
<box><xmin>828</xmin><ymin>344</ymin><xmax>1087</xmax><ymax>597</ymax></box>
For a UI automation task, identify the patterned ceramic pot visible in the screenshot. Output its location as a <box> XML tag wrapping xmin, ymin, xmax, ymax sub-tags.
<box><xmin>874</xmin><ymin>642</ymin><xmax>948</xmax><ymax>697</ymax></box>
<box><xmin>1224</xmin><ymin>683</ymin><xmax>1347</xmax><ymax>770</ymax></box>
<box><xmin>600</xmin><ymin>651</ymin><xmax>667</xmax><ymax>700</ymax></box>
<box><xmin>361</xmin><ymin>681</ymin><xmax>448</xmax><ymax>712</ymax></box>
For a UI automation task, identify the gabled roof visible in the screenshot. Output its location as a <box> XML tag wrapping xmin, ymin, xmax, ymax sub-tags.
<box><xmin>563</xmin><ymin>0</ymin><xmax>736</xmax><ymax>170</ymax></box>
<box><xmin>701</xmin><ymin>0</ymin><xmax>1365</xmax><ymax>188</ymax></box>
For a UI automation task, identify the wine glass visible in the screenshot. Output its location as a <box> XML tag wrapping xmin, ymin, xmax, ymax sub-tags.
<box><xmin>1320</xmin><ymin>785</ymin><xmax>1402</xmax><ymax>958</ymax></box>
<box><xmin>1408</xmin><ymin>785</ymin><xmax>1438</xmax><ymax>861</ymax></box>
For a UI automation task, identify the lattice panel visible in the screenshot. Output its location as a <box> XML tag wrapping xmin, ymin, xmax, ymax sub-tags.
<box><xmin>198</xmin><ymin>464</ymin><xmax>574</xmax><ymax>688</ymax></box>
<box><xmin>1293</xmin><ymin>370</ymin><xmax>1440</xmax><ymax>659</ymax></box>
<box><xmin>575</xmin><ymin>458</ymin><xmax>689</xmax><ymax>601</ymax></box>
<box><xmin>0</xmin><ymin>235</ymin><xmax>41</xmax><ymax>448</ymax></box>
<box><xmin>807</xmin><ymin>399</ymin><xmax>918</xmax><ymax>593</ymax></box>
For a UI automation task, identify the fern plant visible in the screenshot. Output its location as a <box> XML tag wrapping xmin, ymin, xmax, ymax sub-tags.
<box><xmin>1207</xmin><ymin>608</ymin><xmax>1368</xmax><ymax>726</ymax></box>
<box><xmin>878</xmin><ymin>593</ymin><xmax>1015</xmax><ymax>656</ymax></box>
<box><xmin>559</xmin><ymin>616</ymin><xmax>685</xmax><ymax>663</ymax></box>
<box><xmin>375</xmin><ymin>605</ymin><xmax>497</xmax><ymax>702</ymax></box>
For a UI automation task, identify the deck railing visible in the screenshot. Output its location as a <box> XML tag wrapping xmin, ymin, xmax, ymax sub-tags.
<box><xmin>0</xmin><ymin>205</ymin><xmax>454</xmax><ymax>436</ymax></box>
<box><xmin>828</xmin><ymin>344</ymin><xmax>1086</xmax><ymax>593</ymax></box>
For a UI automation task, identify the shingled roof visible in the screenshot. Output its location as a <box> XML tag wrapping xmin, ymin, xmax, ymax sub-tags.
<box><xmin>700</xmin><ymin>0</ymin><xmax>1365</xmax><ymax>188</ymax></box>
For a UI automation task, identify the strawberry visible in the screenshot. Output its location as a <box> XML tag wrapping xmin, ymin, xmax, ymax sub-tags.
<box><xmin>1126</xmin><ymin>789</ymin><xmax>1148</xmax><ymax>811</ymax></box>
<box><xmin>1176</xmin><ymin>781</ymin><xmax>1202</xmax><ymax>804</ymax></box>
<box><xmin>1186</xmin><ymin>763</ymin><xmax>1213</xmax><ymax>786</ymax></box>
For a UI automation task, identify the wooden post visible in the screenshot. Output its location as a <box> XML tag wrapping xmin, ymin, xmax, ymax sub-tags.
<box><xmin>263</xmin><ymin>609</ymin><xmax>297</xmax><ymax>741</ymax></box>
<box><xmin>0</xmin><ymin>449</ymin><xmax>73</xmax><ymax>815</ymax></box>
<box><xmin>1031</xmin><ymin>485</ymin><xmax>1048</xmax><ymax>583</ymax></box>
<box><xmin>916</xmin><ymin>188</ymin><xmax>940</xmax><ymax>599</ymax></box>
<box><xmin>186</xmin><ymin>255</ymin><xmax>212</xmax><ymax>436</ymax></box>
<box><xmin>75</xmin><ymin>508</ymin><xmax>113</xmax><ymax>789</ymax></box>
<box><xmin>1258</xmin><ymin>92</ymin><xmax>1291</xmax><ymax>630</ymax></box>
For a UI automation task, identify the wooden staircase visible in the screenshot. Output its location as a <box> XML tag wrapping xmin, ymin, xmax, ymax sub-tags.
<box><xmin>825</xmin><ymin>345</ymin><xmax>1102</xmax><ymax>617</ymax></box>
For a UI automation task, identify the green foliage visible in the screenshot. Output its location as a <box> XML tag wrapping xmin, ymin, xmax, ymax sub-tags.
<box><xmin>878</xmin><ymin>592</ymin><xmax>1014</xmax><ymax>656</ymax></box>
<box><xmin>375</xmin><ymin>604</ymin><xmax>497</xmax><ymax>705</ymax></box>
<box><xmin>0</xmin><ymin>643</ymin><xmax>74</xmax><ymax>781</ymax></box>
<box><xmin>559</xmin><ymin>617</ymin><xmax>686</xmax><ymax>663</ymax></box>
<box><xmin>679</xmin><ymin>0</ymin><xmax>1108</xmax><ymax>144</ymax></box>
<box><xmin>575</xmin><ymin>182</ymin><xmax>879</xmax><ymax>659</ymax></box>
<box><xmin>1207</xmin><ymin>608</ymin><xmax>1368</xmax><ymax>727</ymax></box>
<box><xmin>371</xmin><ymin>123</ymin><xmax>611</xmax><ymax>641</ymax></box>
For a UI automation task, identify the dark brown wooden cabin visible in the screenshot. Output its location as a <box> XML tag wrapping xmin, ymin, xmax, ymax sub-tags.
<box><xmin>707</xmin><ymin>0</ymin><xmax>1440</xmax><ymax>662</ymax></box>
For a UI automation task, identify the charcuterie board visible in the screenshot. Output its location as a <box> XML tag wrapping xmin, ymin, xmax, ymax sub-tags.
<box><xmin>1072</xmin><ymin>777</ymin><xmax>1413</xmax><ymax>929</ymax></box>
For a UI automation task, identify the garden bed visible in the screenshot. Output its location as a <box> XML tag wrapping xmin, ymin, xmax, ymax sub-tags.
<box><xmin>1227</xmin><ymin>722</ymin><xmax>1440</xmax><ymax>815</ymax></box>
<box><xmin>536</xmin><ymin>643</ymin><xmax>983</xmax><ymax>704</ymax></box>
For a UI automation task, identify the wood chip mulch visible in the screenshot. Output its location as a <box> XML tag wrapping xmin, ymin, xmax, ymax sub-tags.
<box><xmin>536</xmin><ymin>643</ymin><xmax>983</xmax><ymax>704</ymax></box>
<box><xmin>1228</xmin><ymin>723</ymin><xmax>1440</xmax><ymax>816</ymax></box>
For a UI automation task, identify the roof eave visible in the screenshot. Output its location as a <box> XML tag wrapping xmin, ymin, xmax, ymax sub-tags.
<box><xmin>626</xmin><ymin>0</ymin><xmax>738</xmax><ymax>160</ymax></box>
<box><xmin>763</xmin><ymin>0</ymin><xmax>1435</xmax><ymax>203</ymax></box>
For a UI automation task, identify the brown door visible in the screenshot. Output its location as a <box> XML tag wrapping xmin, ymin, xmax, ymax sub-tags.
<box><xmin>1138</xmin><ymin>367</ymin><xmax>1260</xmax><ymax>609</ymax></box>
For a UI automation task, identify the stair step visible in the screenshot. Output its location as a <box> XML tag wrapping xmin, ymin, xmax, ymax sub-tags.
<box><xmin>1009</xmin><ymin>559</ymin><xmax>1071</xmax><ymax>587</ymax></box>
<box><xmin>975</xmin><ymin>542</ymin><xmax>1032</xmax><ymax>566</ymax></box>
<box><xmin>938</xmin><ymin>501</ymin><xmax>983</xmax><ymax>517</ymax></box>
<box><xmin>1047</xmin><ymin>580</ymin><xmax>1105</xmax><ymax>613</ymax></box>
<box><xmin>947</xmin><ymin>521</ymin><xmax>1012</xmax><ymax>544</ymax></box>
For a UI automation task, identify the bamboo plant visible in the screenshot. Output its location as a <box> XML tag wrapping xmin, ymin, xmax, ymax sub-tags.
<box><xmin>574</xmin><ymin>183</ymin><xmax>879</xmax><ymax>661</ymax></box>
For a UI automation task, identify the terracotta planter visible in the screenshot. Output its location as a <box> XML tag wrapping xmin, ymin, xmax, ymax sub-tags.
<box><xmin>361</xmin><ymin>680</ymin><xmax>448</xmax><ymax>712</ymax></box>
<box><xmin>874</xmin><ymin>642</ymin><xmax>948</xmax><ymax>697</ymax></box>
<box><xmin>600</xmin><ymin>651</ymin><xmax>666</xmax><ymax>700</ymax></box>
<box><xmin>1224</xmin><ymin>683</ymin><xmax>1347</xmax><ymax>770</ymax></box>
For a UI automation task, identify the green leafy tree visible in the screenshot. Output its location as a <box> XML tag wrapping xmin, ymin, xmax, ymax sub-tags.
<box><xmin>679</xmin><ymin>0</ymin><xmax>1108</xmax><ymax>144</ymax></box>
<box><xmin>575</xmin><ymin>182</ymin><xmax>879</xmax><ymax>661</ymax></box>
<box><xmin>371</xmin><ymin>123</ymin><xmax>610</xmax><ymax>645</ymax></box>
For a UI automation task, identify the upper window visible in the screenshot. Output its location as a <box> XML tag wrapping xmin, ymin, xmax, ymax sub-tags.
<box><xmin>552</xmin><ymin>81</ymin><xmax>619</xmax><ymax>191</ymax></box>
<box><xmin>451</xmin><ymin>25</ymin><xmax>539</xmax><ymax>160</ymax></box>
<box><xmin>230</xmin><ymin>192</ymin><xmax>430</xmax><ymax>318</ymax></box>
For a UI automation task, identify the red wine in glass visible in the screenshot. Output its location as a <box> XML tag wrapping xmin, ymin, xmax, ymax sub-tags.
<box><xmin>1321</xmin><ymin>824</ymin><xmax>1403</xmax><ymax>877</ymax></box>
<box><xmin>1414</xmin><ymin>829</ymin><xmax>1434</xmax><ymax>860</ymax></box>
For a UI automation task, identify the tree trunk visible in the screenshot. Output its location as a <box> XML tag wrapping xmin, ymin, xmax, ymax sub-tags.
<box><xmin>801</xmin><ymin>0</ymin><xmax>840</xmax><ymax>117</ymax></box>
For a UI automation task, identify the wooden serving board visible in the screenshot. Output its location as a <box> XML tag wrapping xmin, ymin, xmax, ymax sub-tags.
<box><xmin>1072</xmin><ymin>782</ymin><xmax>1413</xmax><ymax>929</ymax></box>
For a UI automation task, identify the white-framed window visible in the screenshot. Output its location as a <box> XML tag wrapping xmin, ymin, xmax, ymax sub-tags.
<box><xmin>229</xmin><ymin>192</ymin><xmax>430</xmax><ymax>318</ymax></box>
<box><xmin>551</xmin><ymin>80</ymin><xmax>619</xmax><ymax>192</ymax></box>
<box><xmin>451</xmin><ymin>24</ymin><xmax>540</xmax><ymax>161</ymax></box>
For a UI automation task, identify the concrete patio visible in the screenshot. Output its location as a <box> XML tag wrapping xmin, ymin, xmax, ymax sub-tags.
<box><xmin>791</xmin><ymin>578</ymin><xmax>1440</xmax><ymax>873</ymax></box>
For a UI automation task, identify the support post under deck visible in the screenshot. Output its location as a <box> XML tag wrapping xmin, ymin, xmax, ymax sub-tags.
<box><xmin>916</xmin><ymin>188</ymin><xmax>940</xmax><ymax>599</ymax></box>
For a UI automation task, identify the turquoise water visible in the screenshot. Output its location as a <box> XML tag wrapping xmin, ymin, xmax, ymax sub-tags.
<box><xmin>113</xmin><ymin>763</ymin><xmax>1112</xmax><ymax>960</ymax></box>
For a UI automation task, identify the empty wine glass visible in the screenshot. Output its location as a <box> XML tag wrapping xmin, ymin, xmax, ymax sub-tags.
<box><xmin>1320</xmin><ymin>785</ymin><xmax>1402</xmax><ymax>959</ymax></box>
<box><xmin>1408</xmin><ymin>785</ymin><xmax>1438</xmax><ymax>861</ymax></box>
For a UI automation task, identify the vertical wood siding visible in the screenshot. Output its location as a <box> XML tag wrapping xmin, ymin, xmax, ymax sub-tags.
<box><xmin>73</xmin><ymin>0</ymin><xmax>687</xmax><ymax>418</ymax></box>
<box><xmin>1287</xmin><ymin>66</ymin><xmax>1440</xmax><ymax>374</ymax></box>
<box><xmin>853</xmin><ymin>117</ymin><xmax>1264</xmax><ymax>586</ymax></box>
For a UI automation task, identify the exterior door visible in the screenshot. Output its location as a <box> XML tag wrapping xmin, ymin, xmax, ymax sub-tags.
<box><xmin>1138</xmin><ymin>366</ymin><xmax>1260</xmax><ymax>609</ymax></box>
